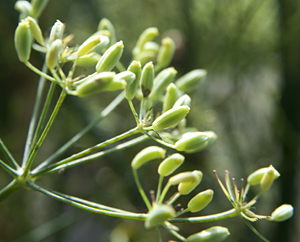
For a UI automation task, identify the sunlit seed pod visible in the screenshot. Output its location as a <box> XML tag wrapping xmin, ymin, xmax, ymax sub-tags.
<box><xmin>134</xmin><ymin>50</ymin><xmax>157</xmax><ymax>66</ymax></box>
<box><xmin>14</xmin><ymin>20</ymin><xmax>32</xmax><ymax>63</ymax></box>
<box><xmin>75</xmin><ymin>72</ymin><xmax>115</xmax><ymax>97</ymax></box>
<box><xmin>158</xmin><ymin>153</ymin><xmax>185</xmax><ymax>177</ymax></box>
<box><xmin>169</xmin><ymin>170</ymin><xmax>202</xmax><ymax>186</ymax></box>
<box><xmin>186</xmin><ymin>226</ymin><xmax>230</xmax><ymax>242</ymax></box>
<box><xmin>260</xmin><ymin>165</ymin><xmax>276</xmax><ymax>191</ymax></box>
<box><xmin>162</xmin><ymin>83</ymin><xmax>180</xmax><ymax>112</ymax></box>
<box><xmin>125</xmin><ymin>61</ymin><xmax>142</xmax><ymax>100</ymax></box>
<box><xmin>102</xmin><ymin>79</ymin><xmax>126</xmax><ymax>92</ymax></box>
<box><xmin>187</xmin><ymin>189</ymin><xmax>214</xmax><ymax>213</ymax></box>
<box><xmin>131</xmin><ymin>146</ymin><xmax>166</xmax><ymax>170</ymax></box>
<box><xmin>77</xmin><ymin>36</ymin><xmax>101</xmax><ymax>58</ymax></box>
<box><xmin>114</xmin><ymin>71</ymin><xmax>136</xmax><ymax>86</ymax></box>
<box><xmin>247</xmin><ymin>166</ymin><xmax>280</xmax><ymax>186</ymax></box>
<box><xmin>46</xmin><ymin>39</ymin><xmax>62</xmax><ymax>70</ymax></box>
<box><xmin>97</xmin><ymin>18</ymin><xmax>116</xmax><ymax>46</ymax></box>
<box><xmin>178</xmin><ymin>170</ymin><xmax>203</xmax><ymax>195</ymax></box>
<box><xmin>91</xmin><ymin>35</ymin><xmax>110</xmax><ymax>53</ymax></box>
<box><xmin>135</xmin><ymin>27</ymin><xmax>159</xmax><ymax>50</ymax></box>
<box><xmin>271</xmin><ymin>204</ymin><xmax>294</xmax><ymax>222</ymax></box>
<box><xmin>143</xmin><ymin>41</ymin><xmax>160</xmax><ymax>52</ymax></box>
<box><xmin>152</xmin><ymin>105</ymin><xmax>190</xmax><ymax>131</ymax></box>
<box><xmin>145</xmin><ymin>205</ymin><xmax>175</xmax><ymax>229</ymax></box>
<box><xmin>15</xmin><ymin>1</ymin><xmax>32</xmax><ymax>20</ymax></box>
<box><xmin>49</xmin><ymin>20</ymin><xmax>65</xmax><ymax>44</ymax></box>
<box><xmin>156</xmin><ymin>37</ymin><xmax>175</xmax><ymax>70</ymax></box>
<box><xmin>173</xmin><ymin>94</ymin><xmax>191</xmax><ymax>109</ymax></box>
<box><xmin>76</xmin><ymin>53</ymin><xmax>101</xmax><ymax>67</ymax></box>
<box><xmin>140</xmin><ymin>62</ymin><xmax>154</xmax><ymax>98</ymax></box>
<box><xmin>31</xmin><ymin>0</ymin><xmax>49</xmax><ymax>19</ymax></box>
<box><xmin>25</xmin><ymin>16</ymin><xmax>46</xmax><ymax>46</ymax></box>
<box><xmin>95</xmin><ymin>41</ymin><xmax>124</xmax><ymax>73</ymax></box>
<box><xmin>149</xmin><ymin>67</ymin><xmax>177</xmax><ymax>102</ymax></box>
<box><xmin>175</xmin><ymin>69</ymin><xmax>207</xmax><ymax>93</ymax></box>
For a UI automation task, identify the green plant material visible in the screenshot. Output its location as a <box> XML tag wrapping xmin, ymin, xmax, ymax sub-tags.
<box><xmin>187</xmin><ymin>189</ymin><xmax>214</xmax><ymax>213</ymax></box>
<box><xmin>169</xmin><ymin>170</ymin><xmax>202</xmax><ymax>185</ymax></box>
<box><xmin>247</xmin><ymin>166</ymin><xmax>280</xmax><ymax>186</ymax></box>
<box><xmin>162</xmin><ymin>83</ymin><xmax>180</xmax><ymax>112</ymax></box>
<box><xmin>97</xmin><ymin>18</ymin><xmax>117</xmax><ymax>46</ymax></box>
<box><xmin>26</xmin><ymin>16</ymin><xmax>46</xmax><ymax>47</ymax></box>
<box><xmin>260</xmin><ymin>165</ymin><xmax>277</xmax><ymax>191</ymax></box>
<box><xmin>145</xmin><ymin>205</ymin><xmax>175</xmax><ymax>229</ymax></box>
<box><xmin>31</xmin><ymin>0</ymin><xmax>49</xmax><ymax>19</ymax></box>
<box><xmin>178</xmin><ymin>171</ymin><xmax>203</xmax><ymax>195</ymax></box>
<box><xmin>133</xmin><ymin>27</ymin><xmax>159</xmax><ymax>55</ymax></box>
<box><xmin>152</xmin><ymin>105</ymin><xmax>190</xmax><ymax>131</ymax></box>
<box><xmin>49</xmin><ymin>20</ymin><xmax>65</xmax><ymax>44</ymax></box>
<box><xmin>125</xmin><ymin>61</ymin><xmax>142</xmax><ymax>100</ymax></box>
<box><xmin>271</xmin><ymin>204</ymin><xmax>294</xmax><ymax>222</ymax></box>
<box><xmin>96</xmin><ymin>41</ymin><xmax>124</xmax><ymax>72</ymax></box>
<box><xmin>14</xmin><ymin>20</ymin><xmax>32</xmax><ymax>63</ymax></box>
<box><xmin>15</xmin><ymin>1</ymin><xmax>32</xmax><ymax>20</ymax></box>
<box><xmin>140</xmin><ymin>61</ymin><xmax>155</xmax><ymax>98</ymax></box>
<box><xmin>186</xmin><ymin>226</ymin><xmax>230</xmax><ymax>242</ymax></box>
<box><xmin>158</xmin><ymin>153</ymin><xmax>184</xmax><ymax>177</ymax></box>
<box><xmin>155</xmin><ymin>37</ymin><xmax>175</xmax><ymax>71</ymax></box>
<box><xmin>46</xmin><ymin>39</ymin><xmax>62</xmax><ymax>70</ymax></box>
<box><xmin>114</xmin><ymin>71</ymin><xmax>136</xmax><ymax>86</ymax></box>
<box><xmin>131</xmin><ymin>146</ymin><xmax>166</xmax><ymax>170</ymax></box>
<box><xmin>173</xmin><ymin>94</ymin><xmax>191</xmax><ymax>108</ymax></box>
<box><xmin>76</xmin><ymin>53</ymin><xmax>101</xmax><ymax>66</ymax></box>
<box><xmin>77</xmin><ymin>36</ymin><xmax>101</xmax><ymax>58</ymax></box>
<box><xmin>175</xmin><ymin>69</ymin><xmax>207</xmax><ymax>93</ymax></box>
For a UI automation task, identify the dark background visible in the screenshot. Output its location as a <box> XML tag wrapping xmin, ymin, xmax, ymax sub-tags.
<box><xmin>0</xmin><ymin>0</ymin><xmax>299</xmax><ymax>241</ymax></box>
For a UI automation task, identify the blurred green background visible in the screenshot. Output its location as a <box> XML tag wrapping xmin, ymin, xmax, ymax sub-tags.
<box><xmin>0</xmin><ymin>0</ymin><xmax>299</xmax><ymax>241</ymax></box>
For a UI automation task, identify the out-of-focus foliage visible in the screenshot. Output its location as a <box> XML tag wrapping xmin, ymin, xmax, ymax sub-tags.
<box><xmin>0</xmin><ymin>0</ymin><xmax>299</xmax><ymax>241</ymax></box>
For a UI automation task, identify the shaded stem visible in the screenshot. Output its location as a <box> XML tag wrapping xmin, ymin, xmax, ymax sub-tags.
<box><xmin>156</xmin><ymin>175</ymin><xmax>164</xmax><ymax>204</ymax></box>
<box><xmin>128</xmin><ymin>99</ymin><xmax>140</xmax><ymax>125</ymax></box>
<box><xmin>145</xmin><ymin>131</ymin><xmax>176</xmax><ymax>149</ymax></box>
<box><xmin>25</xmin><ymin>62</ymin><xmax>57</xmax><ymax>83</ymax></box>
<box><xmin>0</xmin><ymin>138</ymin><xmax>19</xmax><ymax>169</ymax></box>
<box><xmin>133</xmin><ymin>169</ymin><xmax>152</xmax><ymax>210</ymax></box>
<box><xmin>0</xmin><ymin>159</ymin><xmax>19</xmax><ymax>178</ymax></box>
<box><xmin>0</xmin><ymin>180</ymin><xmax>19</xmax><ymax>202</ymax></box>
<box><xmin>242</xmin><ymin>218</ymin><xmax>270</xmax><ymax>242</ymax></box>
<box><xmin>158</xmin><ymin>182</ymin><xmax>171</xmax><ymax>205</ymax></box>
<box><xmin>163</xmin><ymin>222</ymin><xmax>186</xmax><ymax>241</ymax></box>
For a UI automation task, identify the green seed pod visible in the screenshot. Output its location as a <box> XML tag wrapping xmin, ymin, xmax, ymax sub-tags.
<box><xmin>271</xmin><ymin>204</ymin><xmax>294</xmax><ymax>222</ymax></box>
<box><xmin>46</xmin><ymin>39</ymin><xmax>62</xmax><ymax>70</ymax></box>
<box><xmin>149</xmin><ymin>67</ymin><xmax>177</xmax><ymax>102</ymax></box>
<box><xmin>97</xmin><ymin>18</ymin><xmax>116</xmax><ymax>46</ymax></box>
<box><xmin>247</xmin><ymin>166</ymin><xmax>280</xmax><ymax>186</ymax></box>
<box><xmin>260</xmin><ymin>165</ymin><xmax>277</xmax><ymax>191</ymax></box>
<box><xmin>135</xmin><ymin>50</ymin><xmax>156</xmax><ymax>66</ymax></box>
<box><xmin>92</xmin><ymin>35</ymin><xmax>110</xmax><ymax>53</ymax></box>
<box><xmin>178</xmin><ymin>171</ymin><xmax>203</xmax><ymax>195</ymax></box>
<box><xmin>140</xmin><ymin>62</ymin><xmax>154</xmax><ymax>98</ymax></box>
<box><xmin>15</xmin><ymin>1</ymin><xmax>32</xmax><ymax>20</ymax></box>
<box><xmin>186</xmin><ymin>226</ymin><xmax>230</xmax><ymax>242</ymax></box>
<box><xmin>152</xmin><ymin>105</ymin><xmax>190</xmax><ymax>131</ymax></box>
<box><xmin>76</xmin><ymin>53</ymin><xmax>100</xmax><ymax>67</ymax></box>
<box><xmin>156</xmin><ymin>37</ymin><xmax>175</xmax><ymax>70</ymax></box>
<box><xmin>162</xmin><ymin>83</ymin><xmax>180</xmax><ymax>112</ymax></box>
<box><xmin>131</xmin><ymin>146</ymin><xmax>166</xmax><ymax>170</ymax></box>
<box><xmin>14</xmin><ymin>20</ymin><xmax>32</xmax><ymax>63</ymax></box>
<box><xmin>77</xmin><ymin>36</ymin><xmax>101</xmax><ymax>58</ymax></box>
<box><xmin>25</xmin><ymin>16</ymin><xmax>46</xmax><ymax>46</ymax></box>
<box><xmin>31</xmin><ymin>0</ymin><xmax>49</xmax><ymax>19</ymax></box>
<box><xmin>49</xmin><ymin>20</ymin><xmax>65</xmax><ymax>44</ymax></box>
<box><xmin>187</xmin><ymin>189</ymin><xmax>214</xmax><ymax>213</ymax></box>
<box><xmin>96</xmin><ymin>41</ymin><xmax>124</xmax><ymax>73</ymax></box>
<box><xmin>144</xmin><ymin>41</ymin><xmax>160</xmax><ymax>52</ymax></box>
<box><xmin>169</xmin><ymin>170</ymin><xmax>202</xmax><ymax>186</ymax></box>
<box><xmin>145</xmin><ymin>205</ymin><xmax>175</xmax><ymax>229</ymax></box>
<box><xmin>76</xmin><ymin>72</ymin><xmax>115</xmax><ymax>97</ymax></box>
<box><xmin>102</xmin><ymin>79</ymin><xmax>126</xmax><ymax>92</ymax></box>
<box><xmin>173</xmin><ymin>94</ymin><xmax>191</xmax><ymax>108</ymax></box>
<box><xmin>114</xmin><ymin>71</ymin><xmax>135</xmax><ymax>86</ymax></box>
<box><xmin>125</xmin><ymin>61</ymin><xmax>142</xmax><ymax>100</ymax></box>
<box><xmin>135</xmin><ymin>27</ymin><xmax>159</xmax><ymax>51</ymax></box>
<box><xmin>158</xmin><ymin>153</ymin><xmax>185</xmax><ymax>177</ymax></box>
<box><xmin>175</xmin><ymin>69</ymin><xmax>207</xmax><ymax>93</ymax></box>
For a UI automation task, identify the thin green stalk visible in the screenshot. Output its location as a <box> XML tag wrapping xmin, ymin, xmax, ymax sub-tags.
<box><xmin>23</xmin><ymin>89</ymin><xmax>67</xmax><ymax>176</ymax></box>
<box><xmin>128</xmin><ymin>99</ymin><xmax>140</xmax><ymax>125</ymax></box>
<box><xmin>156</xmin><ymin>175</ymin><xmax>164</xmax><ymax>204</ymax></box>
<box><xmin>32</xmin><ymin>135</ymin><xmax>149</xmax><ymax>178</ymax></box>
<box><xmin>0</xmin><ymin>159</ymin><xmax>19</xmax><ymax>178</ymax></box>
<box><xmin>22</xmin><ymin>62</ymin><xmax>48</xmax><ymax>166</ymax></box>
<box><xmin>25</xmin><ymin>62</ymin><xmax>57</xmax><ymax>83</ymax></box>
<box><xmin>0</xmin><ymin>180</ymin><xmax>19</xmax><ymax>202</ymax></box>
<box><xmin>167</xmin><ymin>192</ymin><xmax>181</xmax><ymax>206</ymax></box>
<box><xmin>145</xmin><ymin>132</ymin><xmax>176</xmax><ymax>149</ymax></box>
<box><xmin>242</xmin><ymin>218</ymin><xmax>270</xmax><ymax>242</ymax></box>
<box><xmin>156</xmin><ymin>227</ymin><xmax>163</xmax><ymax>242</ymax></box>
<box><xmin>27</xmin><ymin>181</ymin><xmax>147</xmax><ymax>221</ymax></box>
<box><xmin>133</xmin><ymin>169</ymin><xmax>152</xmax><ymax>210</ymax></box>
<box><xmin>0</xmin><ymin>138</ymin><xmax>19</xmax><ymax>169</ymax></box>
<box><xmin>158</xmin><ymin>182</ymin><xmax>171</xmax><ymax>205</ymax></box>
<box><xmin>163</xmin><ymin>222</ymin><xmax>186</xmax><ymax>241</ymax></box>
<box><xmin>116</xmin><ymin>61</ymin><xmax>126</xmax><ymax>72</ymax></box>
<box><xmin>35</xmin><ymin>91</ymin><xmax>125</xmax><ymax>170</ymax></box>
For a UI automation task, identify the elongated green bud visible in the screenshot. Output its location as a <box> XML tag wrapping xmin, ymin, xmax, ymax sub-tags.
<box><xmin>25</xmin><ymin>16</ymin><xmax>45</xmax><ymax>46</ymax></box>
<box><xmin>149</xmin><ymin>67</ymin><xmax>177</xmax><ymax>101</ymax></box>
<box><xmin>152</xmin><ymin>105</ymin><xmax>190</xmax><ymax>131</ymax></box>
<box><xmin>260</xmin><ymin>165</ymin><xmax>277</xmax><ymax>191</ymax></box>
<box><xmin>158</xmin><ymin>153</ymin><xmax>185</xmax><ymax>177</ymax></box>
<box><xmin>96</xmin><ymin>41</ymin><xmax>124</xmax><ymax>73</ymax></box>
<box><xmin>247</xmin><ymin>166</ymin><xmax>280</xmax><ymax>186</ymax></box>
<box><xmin>175</xmin><ymin>69</ymin><xmax>207</xmax><ymax>93</ymax></box>
<box><xmin>169</xmin><ymin>170</ymin><xmax>202</xmax><ymax>186</ymax></box>
<box><xmin>76</xmin><ymin>72</ymin><xmax>115</xmax><ymax>97</ymax></box>
<box><xmin>145</xmin><ymin>205</ymin><xmax>175</xmax><ymax>229</ymax></box>
<box><xmin>271</xmin><ymin>204</ymin><xmax>294</xmax><ymax>222</ymax></box>
<box><xmin>135</xmin><ymin>50</ymin><xmax>156</xmax><ymax>66</ymax></box>
<box><xmin>156</xmin><ymin>37</ymin><xmax>175</xmax><ymax>70</ymax></box>
<box><xmin>77</xmin><ymin>36</ymin><xmax>101</xmax><ymax>57</ymax></box>
<box><xmin>15</xmin><ymin>1</ymin><xmax>32</xmax><ymax>20</ymax></box>
<box><xmin>131</xmin><ymin>146</ymin><xmax>166</xmax><ymax>170</ymax></box>
<box><xmin>97</xmin><ymin>18</ymin><xmax>116</xmax><ymax>46</ymax></box>
<box><xmin>178</xmin><ymin>171</ymin><xmax>203</xmax><ymax>195</ymax></box>
<box><xmin>49</xmin><ymin>20</ymin><xmax>65</xmax><ymax>44</ymax></box>
<box><xmin>125</xmin><ymin>61</ymin><xmax>142</xmax><ymax>100</ymax></box>
<box><xmin>14</xmin><ymin>20</ymin><xmax>32</xmax><ymax>63</ymax></box>
<box><xmin>173</xmin><ymin>94</ymin><xmax>191</xmax><ymax>108</ymax></box>
<box><xmin>46</xmin><ymin>39</ymin><xmax>62</xmax><ymax>70</ymax></box>
<box><xmin>91</xmin><ymin>35</ymin><xmax>110</xmax><ymax>53</ymax></box>
<box><xmin>175</xmin><ymin>131</ymin><xmax>217</xmax><ymax>153</ymax></box>
<box><xmin>114</xmin><ymin>71</ymin><xmax>135</xmax><ymax>86</ymax></box>
<box><xmin>140</xmin><ymin>62</ymin><xmax>154</xmax><ymax>98</ymax></box>
<box><xmin>102</xmin><ymin>79</ymin><xmax>126</xmax><ymax>92</ymax></box>
<box><xmin>163</xmin><ymin>83</ymin><xmax>180</xmax><ymax>112</ymax></box>
<box><xmin>31</xmin><ymin>0</ymin><xmax>49</xmax><ymax>19</ymax></box>
<box><xmin>144</xmin><ymin>41</ymin><xmax>160</xmax><ymax>52</ymax></box>
<box><xmin>186</xmin><ymin>226</ymin><xmax>230</xmax><ymax>242</ymax></box>
<box><xmin>187</xmin><ymin>189</ymin><xmax>214</xmax><ymax>213</ymax></box>
<box><xmin>135</xmin><ymin>27</ymin><xmax>159</xmax><ymax>50</ymax></box>
<box><xmin>76</xmin><ymin>53</ymin><xmax>100</xmax><ymax>66</ymax></box>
